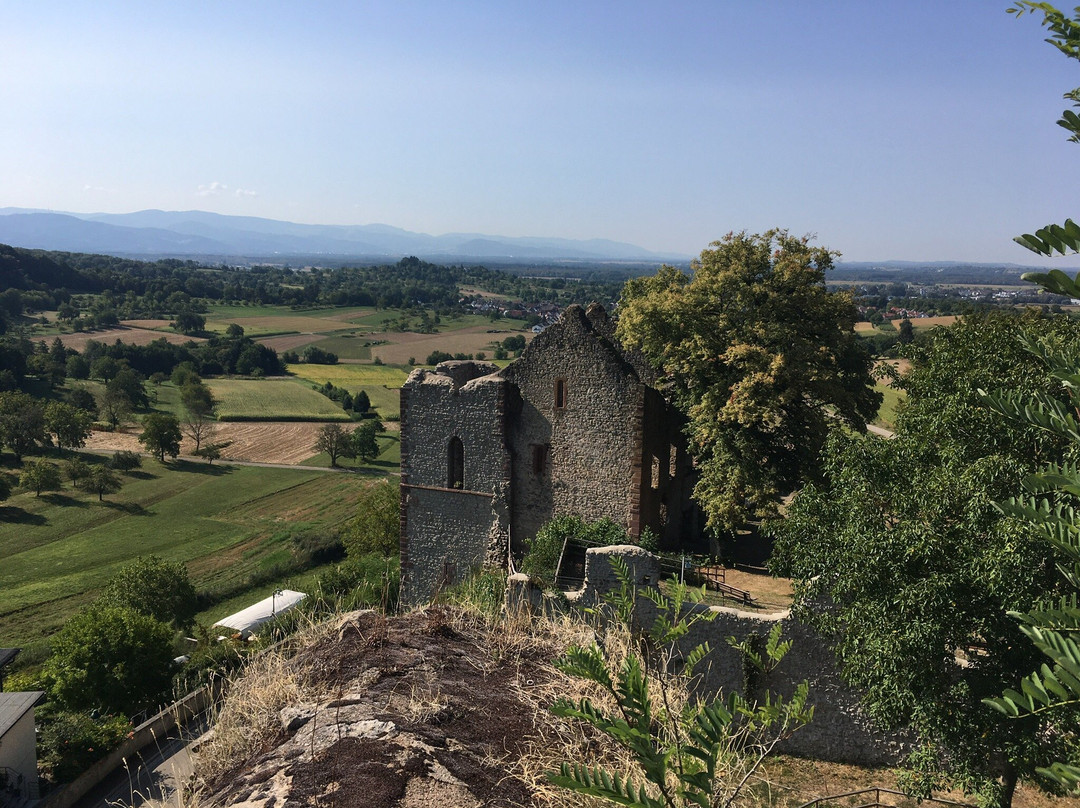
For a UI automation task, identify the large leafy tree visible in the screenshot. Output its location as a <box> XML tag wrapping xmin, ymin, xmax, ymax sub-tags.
<box><xmin>45</xmin><ymin>401</ymin><xmax>93</xmax><ymax>451</ymax></box>
<box><xmin>342</xmin><ymin>480</ymin><xmax>400</xmax><ymax>558</ymax></box>
<box><xmin>771</xmin><ymin>312</ymin><xmax>1080</xmax><ymax>808</ymax></box>
<box><xmin>180</xmin><ymin>379</ymin><xmax>217</xmax><ymax>454</ymax></box>
<box><xmin>139</xmin><ymin>412</ymin><xmax>182</xmax><ymax>461</ymax></box>
<box><xmin>0</xmin><ymin>391</ymin><xmax>46</xmax><ymax>461</ymax></box>
<box><xmin>313</xmin><ymin>422</ymin><xmax>356</xmax><ymax>467</ymax></box>
<box><xmin>616</xmin><ymin>230</ymin><xmax>880</xmax><ymax>530</ymax></box>
<box><xmin>43</xmin><ymin>605</ymin><xmax>175</xmax><ymax>716</ymax></box>
<box><xmin>98</xmin><ymin>555</ymin><xmax>198</xmax><ymax>629</ymax></box>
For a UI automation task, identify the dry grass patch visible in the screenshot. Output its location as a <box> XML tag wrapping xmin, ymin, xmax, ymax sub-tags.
<box><xmin>255</xmin><ymin>333</ymin><xmax>327</xmax><ymax>352</ymax></box>
<box><xmin>44</xmin><ymin>327</ymin><xmax>204</xmax><ymax>351</ymax></box>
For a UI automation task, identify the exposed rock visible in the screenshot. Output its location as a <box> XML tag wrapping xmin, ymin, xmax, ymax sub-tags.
<box><xmin>195</xmin><ymin>609</ymin><xmax>548</xmax><ymax>808</ymax></box>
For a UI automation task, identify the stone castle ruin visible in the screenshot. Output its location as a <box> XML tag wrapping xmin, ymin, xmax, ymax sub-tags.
<box><xmin>399</xmin><ymin>303</ymin><xmax>704</xmax><ymax>604</ymax></box>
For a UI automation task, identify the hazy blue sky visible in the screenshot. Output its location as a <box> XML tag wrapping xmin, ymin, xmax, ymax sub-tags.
<box><xmin>2</xmin><ymin>1</ymin><xmax>1077</xmax><ymax>263</ymax></box>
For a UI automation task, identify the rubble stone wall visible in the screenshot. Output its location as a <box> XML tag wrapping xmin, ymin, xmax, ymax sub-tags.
<box><xmin>566</xmin><ymin>546</ymin><xmax>905</xmax><ymax>766</ymax></box>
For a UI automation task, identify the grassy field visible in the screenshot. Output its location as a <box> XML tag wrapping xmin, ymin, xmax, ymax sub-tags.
<box><xmin>287</xmin><ymin>364</ymin><xmax>409</xmax><ymax>417</ymax></box>
<box><xmin>873</xmin><ymin>381</ymin><xmax>905</xmax><ymax>429</ymax></box>
<box><xmin>0</xmin><ymin>461</ymin><xmax>373</xmax><ymax>651</ymax></box>
<box><xmin>306</xmin><ymin>334</ymin><xmax>373</xmax><ymax>360</ymax></box>
<box><xmin>287</xmin><ymin>363</ymin><xmax>410</xmax><ymax>387</ymax></box>
<box><xmin>207</xmin><ymin>378</ymin><xmax>351</xmax><ymax>421</ymax></box>
<box><xmin>301</xmin><ymin>432</ymin><xmax>401</xmax><ymax>471</ymax></box>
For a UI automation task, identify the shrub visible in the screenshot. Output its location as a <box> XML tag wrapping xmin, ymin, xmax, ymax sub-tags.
<box><xmin>521</xmin><ymin>515</ymin><xmax>629</xmax><ymax>584</ymax></box>
<box><xmin>109</xmin><ymin>450</ymin><xmax>142</xmax><ymax>471</ymax></box>
<box><xmin>39</xmin><ymin>711</ymin><xmax>131</xmax><ymax>784</ymax></box>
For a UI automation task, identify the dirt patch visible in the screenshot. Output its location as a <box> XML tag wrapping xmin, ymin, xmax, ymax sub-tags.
<box><xmin>42</xmin><ymin>327</ymin><xmax>205</xmax><ymax>351</ymax></box>
<box><xmin>372</xmin><ymin>326</ymin><xmax>533</xmax><ymax>365</ymax></box>
<box><xmin>256</xmin><ymin>333</ymin><xmax>326</xmax><ymax>352</ymax></box>
<box><xmin>82</xmin><ymin>422</ymin><xmax>330</xmax><ymax>464</ymax></box>
<box><xmin>121</xmin><ymin>318</ymin><xmax>172</xmax><ymax>329</ymax></box>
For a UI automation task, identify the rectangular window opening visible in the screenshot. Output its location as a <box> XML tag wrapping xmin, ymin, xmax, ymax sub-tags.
<box><xmin>554</xmin><ymin>378</ymin><xmax>566</xmax><ymax>409</ymax></box>
<box><xmin>532</xmin><ymin>444</ymin><xmax>549</xmax><ymax>474</ymax></box>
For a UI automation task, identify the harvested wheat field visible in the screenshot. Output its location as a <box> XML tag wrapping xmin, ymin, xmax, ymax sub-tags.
<box><xmin>256</xmin><ymin>333</ymin><xmax>328</xmax><ymax>352</ymax></box>
<box><xmin>371</xmin><ymin>325</ymin><xmax>534</xmax><ymax>365</ymax></box>
<box><xmin>910</xmin><ymin>315</ymin><xmax>959</xmax><ymax>328</ymax></box>
<box><xmin>120</xmin><ymin>318</ymin><xmax>173</xmax><ymax>329</ymax></box>
<box><xmin>42</xmin><ymin>326</ymin><xmax>205</xmax><ymax>351</ymax></box>
<box><xmin>82</xmin><ymin>421</ymin><xmax>330</xmax><ymax>464</ymax></box>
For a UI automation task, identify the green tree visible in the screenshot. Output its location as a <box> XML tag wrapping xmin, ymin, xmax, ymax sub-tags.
<box><xmin>353</xmin><ymin>389</ymin><xmax>371</xmax><ymax>414</ymax></box>
<box><xmin>139</xmin><ymin>413</ymin><xmax>182</xmax><ymax>461</ymax></box>
<box><xmin>313</xmin><ymin>422</ymin><xmax>356</xmax><ymax>467</ymax></box>
<box><xmin>342</xmin><ymin>481</ymin><xmax>399</xmax><ymax>557</ymax></box>
<box><xmin>0</xmin><ymin>391</ymin><xmax>46</xmax><ymax>460</ymax></box>
<box><xmin>770</xmin><ymin>312</ymin><xmax>1080</xmax><ymax>807</ymax></box>
<box><xmin>43</xmin><ymin>605</ymin><xmax>175</xmax><ymax>715</ymax></box>
<box><xmin>616</xmin><ymin>230</ymin><xmax>880</xmax><ymax>531</ymax></box>
<box><xmin>171</xmin><ymin>310</ymin><xmax>206</xmax><ymax>335</ymax></box>
<box><xmin>64</xmin><ymin>456</ymin><xmax>89</xmax><ymax>489</ymax></box>
<box><xmin>98</xmin><ymin>386</ymin><xmax>132</xmax><ymax>429</ymax></box>
<box><xmin>898</xmin><ymin>317</ymin><xmax>915</xmax><ymax>344</ymax></box>
<box><xmin>46</xmin><ymin>401</ymin><xmax>93</xmax><ymax>450</ymax></box>
<box><xmin>107</xmin><ymin>366</ymin><xmax>148</xmax><ymax>409</ymax></box>
<box><xmin>351</xmin><ymin>419</ymin><xmax>380</xmax><ymax>462</ymax></box>
<box><xmin>180</xmin><ymin>380</ymin><xmax>217</xmax><ymax>453</ymax></box>
<box><xmin>91</xmin><ymin>355</ymin><xmax>120</xmax><ymax>382</ymax></box>
<box><xmin>98</xmin><ymin>555</ymin><xmax>198</xmax><ymax>629</ymax></box>
<box><xmin>977</xmin><ymin>3</ymin><xmax>1080</xmax><ymax>772</ymax></box>
<box><xmin>19</xmin><ymin>458</ymin><xmax>61</xmax><ymax>496</ymax></box>
<box><xmin>76</xmin><ymin>464</ymin><xmax>122</xmax><ymax>501</ymax></box>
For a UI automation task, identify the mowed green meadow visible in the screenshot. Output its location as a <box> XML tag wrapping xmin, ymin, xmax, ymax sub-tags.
<box><xmin>207</xmin><ymin>378</ymin><xmax>351</xmax><ymax>421</ymax></box>
<box><xmin>287</xmin><ymin>363</ymin><xmax>409</xmax><ymax>417</ymax></box>
<box><xmin>0</xmin><ymin>462</ymin><xmax>371</xmax><ymax>649</ymax></box>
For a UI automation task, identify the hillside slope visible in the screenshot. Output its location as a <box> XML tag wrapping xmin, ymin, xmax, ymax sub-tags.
<box><xmin>193</xmin><ymin>608</ymin><xmax>568</xmax><ymax>808</ymax></box>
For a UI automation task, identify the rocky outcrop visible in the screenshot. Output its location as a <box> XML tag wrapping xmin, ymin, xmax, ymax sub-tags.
<box><xmin>195</xmin><ymin>609</ymin><xmax>550</xmax><ymax>808</ymax></box>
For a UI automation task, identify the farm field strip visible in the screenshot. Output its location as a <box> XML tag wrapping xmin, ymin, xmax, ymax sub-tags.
<box><xmin>207</xmin><ymin>378</ymin><xmax>351</xmax><ymax>421</ymax></box>
<box><xmin>0</xmin><ymin>465</ymin><xmax>373</xmax><ymax>645</ymax></box>
<box><xmin>286</xmin><ymin>363</ymin><xmax>410</xmax><ymax>388</ymax></box>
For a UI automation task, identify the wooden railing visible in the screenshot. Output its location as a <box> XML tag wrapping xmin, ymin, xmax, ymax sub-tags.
<box><xmin>799</xmin><ymin>787</ymin><xmax>971</xmax><ymax>808</ymax></box>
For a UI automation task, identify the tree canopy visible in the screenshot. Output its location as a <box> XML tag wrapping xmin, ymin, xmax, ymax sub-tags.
<box><xmin>770</xmin><ymin>311</ymin><xmax>1080</xmax><ymax>806</ymax></box>
<box><xmin>98</xmin><ymin>555</ymin><xmax>198</xmax><ymax>629</ymax></box>
<box><xmin>43</xmin><ymin>605</ymin><xmax>175</xmax><ymax>716</ymax></box>
<box><xmin>139</xmin><ymin>412</ymin><xmax>182</xmax><ymax>461</ymax></box>
<box><xmin>616</xmin><ymin>230</ymin><xmax>879</xmax><ymax>531</ymax></box>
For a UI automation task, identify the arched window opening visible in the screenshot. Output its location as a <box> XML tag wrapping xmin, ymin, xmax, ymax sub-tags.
<box><xmin>447</xmin><ymin>436</ymin><xmax>464</xmax><ymax>489</ymax></box>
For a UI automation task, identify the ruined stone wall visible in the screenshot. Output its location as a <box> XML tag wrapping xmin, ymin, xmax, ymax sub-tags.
<box><xmin>638</xmin><ymin>388</ymin><xmax>701</xmax><ymax>548</ymax></box>
<box><xmin>567</xmin><ymin>546</ymin><xmax>905</xmax><ymax>766</ymax></box>
<box><xmin>502</xmin><ymin>305</ymin><xmax>644</xmax><ymax>553</ymax></box>
<box><xmin>399</xmin><ymin>362</ymin><xmax>511</xmax><ymax>604</ymax></box>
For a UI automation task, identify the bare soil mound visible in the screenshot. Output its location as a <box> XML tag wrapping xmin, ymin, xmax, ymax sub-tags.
<box><xmin>196</xmin><ymin>609</ymin><xmax>554</xmax><ymax>808</ymax></box>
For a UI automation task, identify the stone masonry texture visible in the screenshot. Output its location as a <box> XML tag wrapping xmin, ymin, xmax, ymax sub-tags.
<box><xmin>399</xmin><ymin>305</ymin><xmax>702</xmax><ymax>604</ymax></box>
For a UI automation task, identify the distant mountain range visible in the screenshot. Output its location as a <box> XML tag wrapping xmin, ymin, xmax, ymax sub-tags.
<box><xmin>0</xmin><ymin>208</ymin><xmax>685</xmax><ymax>264</ymax></box>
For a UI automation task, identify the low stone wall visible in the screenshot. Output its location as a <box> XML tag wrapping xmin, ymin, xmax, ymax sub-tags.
<box><xmin>549</xmin><ymin>545</ymin><xmax>905</xmax><ymax>766</ymax></box>
<box><xmin>41</xmin><ymin>686</ymin><xmax>213</xmax><ymax>808</ymax></box>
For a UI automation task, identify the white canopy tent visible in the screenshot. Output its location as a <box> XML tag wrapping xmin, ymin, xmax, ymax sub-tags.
<box><xmin>213</xmin><ymin>589</ymin><xmax>306</xmax><ymax>637</ymax></box>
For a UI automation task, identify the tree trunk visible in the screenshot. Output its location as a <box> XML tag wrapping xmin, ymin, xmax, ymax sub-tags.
<box><xmin>999</xmin><ymin>761</ymin><xmax>1017</xmax><ymax>808</ymax></box>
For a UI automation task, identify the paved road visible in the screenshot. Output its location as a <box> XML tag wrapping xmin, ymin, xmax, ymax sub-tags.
<box><xmin>73</xmin><ymin>712</ymin><xmax>212</xmax><ymax>808</ymax></box>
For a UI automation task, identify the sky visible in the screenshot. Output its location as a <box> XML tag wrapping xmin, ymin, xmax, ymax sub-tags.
<box><xmin>1</xmin><ymin>1</ymin><xmax>1078</xmax><ymax>264</ymax></box>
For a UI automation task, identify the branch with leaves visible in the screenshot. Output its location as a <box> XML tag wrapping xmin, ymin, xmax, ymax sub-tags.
<box><xmin>547</xmin><ymin>557</ymin><xmax>812</xmax><ymax>808</ymax></box>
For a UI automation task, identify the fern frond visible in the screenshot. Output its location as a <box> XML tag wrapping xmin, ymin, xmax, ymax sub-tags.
<box><xmin>546</xmin><ymin>762</ymin><xmax>665</xmax><ymax>808</ymax></box>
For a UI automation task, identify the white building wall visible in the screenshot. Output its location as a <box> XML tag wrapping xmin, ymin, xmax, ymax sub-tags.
<box><xmin>0</xmin><ymin>709</ymin><xmax>38</xmax><ymax>794</ymax></box>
